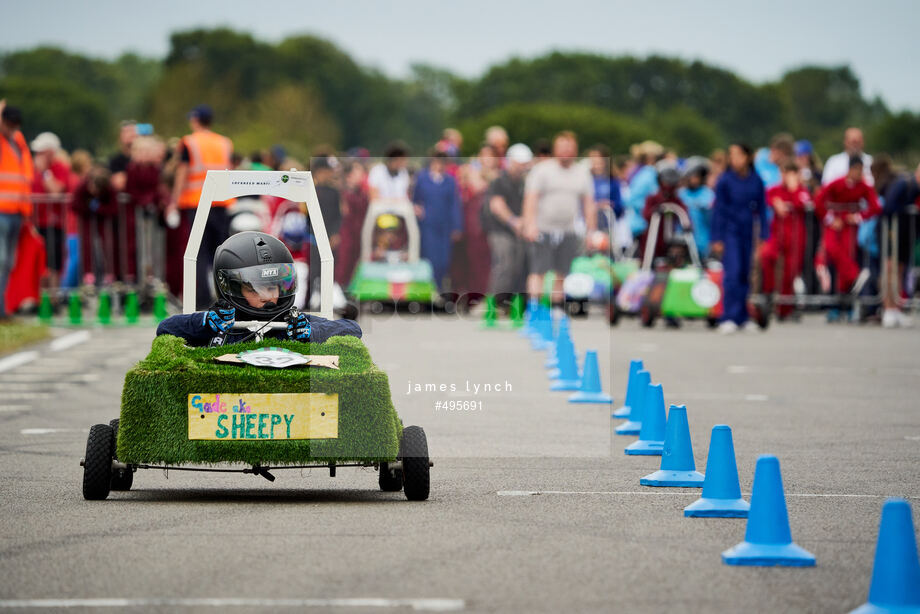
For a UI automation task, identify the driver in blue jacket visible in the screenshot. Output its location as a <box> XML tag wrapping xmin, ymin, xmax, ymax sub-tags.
<box><xmin>156</xmin><ymin>232</ymin><xmax>361</xmax><ymax>346</ymax></box>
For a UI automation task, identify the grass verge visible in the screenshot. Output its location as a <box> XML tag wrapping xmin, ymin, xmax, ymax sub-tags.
<box><xmin>0</xmin><ymin>321</ymin><xmax>50</xmax><ymax>355</ymax></box>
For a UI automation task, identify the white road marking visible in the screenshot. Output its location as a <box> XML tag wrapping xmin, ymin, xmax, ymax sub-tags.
<box><xmin>0</xmin><ymin>598</ymin><xmax>465</xmax><ymax>611</ymax></box>
<box><xmin>0</xmin><ymin>372</ymin><xmax>98</xmax><ymax>383</ymax></box>
<box><xmin>20</xmin><ymin>428</ymin><xmax>86</xmax><ymax>435</ymax></box>
<box><xmin>1</xmin><ymin>382</ymin><xmax>67</xmax><ymax>391</ymax></box>
<box><xmin>667</xmin><ymin>392</ymin><xmax>769</xmax><ymax>402</ymax></box>
<box><xmin>499</xmin><ymin>490</ymin><xmax>691</xmax><ymax>497</ymax></box>
<box><xmin>0</xmin><ymin>392</ymin><xmax>53</xmax><ymax>400</ymax></box>
<box><xmin>0</xmin><ymin>405</ymin><xmax>31</xmax><ymax>412</ymax></box>
<box><xmin>497</xmin><ymin>490</ymin><xmax>917</xmax><ymax>499</ymax></box>
<box><xmin>906</xmin><ymin>436</ymin><xmax>920</xmax><ymax>441</ymax></box>
<box><xmin>0</xmin><ymin>351</ymin><xmax>39</xmax><ymax>373</ymax></box>
<box><xmin>49</xmin><ymin>330</ymin><xmax>91</xmax><ymax>352</ymax></box>
<box><xmin>727</xmin><ymin>364</ymin><xmax>920</xmax><ymax>376</ymax></box>
<box><xmin>63</xmin><ymin>373</ymin><xmax>102</xmax><ymax>383</ymax></box>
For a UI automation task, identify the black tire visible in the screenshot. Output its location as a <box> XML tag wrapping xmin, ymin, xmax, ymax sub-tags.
<box><xmin>706</xmin><ymin>317</ymin><xmax>719</xmax><ymax>329</ymax></box>
<box><xmin>640</xmin><ymin>303</ymin><xmax>657</xmax><ymax>328</ymax></box>
<box><xmin>565</xmin><ymin>300</ymin><xmax>588</xmax><ymax>318</ymax></box>
<box><xmin>400</xmin><ymin>426</ymin><xmax>430</xmax><ymax>501</ymax></box>
<box><xmin>378</xmin><ymin>461</ymin><xmax>403</xmax><ymax>492</ymax></box>
<box><xmin>108</xmin><ymin>419</ymin><xmax>133</xmax><ymax>491</ymax></box>
<box><xmin>607</xmin><ymin>302</ymin><xmax>620</xmax><ymax>327</ymax></box>
<box><xmin>82</xmin><ymin>424</ymin><xmax>114</xmax><ymax>500</ymax></box>
<box><xmin>340</xmin><ymin>302</ymin><xmax>359</xmax><ymax>321</ymax></box>
<box><xmin>438</xmin><ymin>292</ymin><xmax>458</xmax><ymax>314</ymax></box>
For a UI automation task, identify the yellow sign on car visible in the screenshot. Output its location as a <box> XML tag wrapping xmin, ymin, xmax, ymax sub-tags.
<box><xmin>187</xmin><ymin>393</ymin><xmax>338</xmax><ymax>440</ymax></box>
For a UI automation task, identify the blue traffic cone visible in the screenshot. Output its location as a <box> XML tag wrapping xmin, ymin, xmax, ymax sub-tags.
<box><xmin>568</xmin><ymin>350</ymin><xmax>612</xmax><ymax>404</ymax></box>
<box><xmin>722</xmin><ymin>455</ymin><xmax>815</xmax><ymax>567</ymax></box>
<box><xmin>640</xmin><ymin>405</ymin><xmax>704</xmax><ymax>487</ymax></box>
<box><xmin>531</xmin><ymin>306</ymin><xmax>553</xmax><ymax>351</ymax></box>
<box><xmin>612</xmin><ymin>359</ymin><xmax>643</xmax><ymax>419</ymax></box>
<box><xmin>625</xmin><ymin>382</ymin><xmax>666</xmax><ymax>455</ymax></box>
<box><xmin>546</xmin><ymin>316</ymin><xmax>569</xmax><ymax>369</ymax></box>
<box><xmin>615</xmin><ymin>369</ymin><xmax>650</xmax><ymax>435</ymax></box>
<box><xmin>540</xmin><ymin>308</ymin><xmax>556</xmax><ymax>351</ymax></box>
<box><xmin>684</xmin><ymin>425</ymin><xmax>750</xmax><ymax>517</ymax></box>
<box><xmin>550</xmin><ymin>337</ymin><xmax>581</xmax><ymax>391</ymax></box>
<box><xmin>850</xmin><ymin>498</ymin><xmax>920</xmax><ymax>613</ymax></box>
<box><xmin>520</xmin><ymin>298</ymin><xmax>538</xmax><ymax>338</ymax></box>
<box><xmin>548</xmin><ymin>319</ymin><xmax>573</xmax><ymax>377</ymax></box>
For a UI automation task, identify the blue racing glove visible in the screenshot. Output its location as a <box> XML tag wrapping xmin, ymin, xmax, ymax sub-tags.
<box><xmin>206</xmin><ymin>306</ymin><xmax>235</xmax><ymax>335</ymax></box>
<box><xmin>286</xmin><ymin>313</ymin><xmax>311</xmax><ymax>341</ymax></box>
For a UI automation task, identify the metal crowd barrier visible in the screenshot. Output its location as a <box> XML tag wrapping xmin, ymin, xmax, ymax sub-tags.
<box><xmin>761</xmin><ymin>203</ymin><xmax>918</xmax><ymax>312</ymax></box>
<box><xmin>27</xmin><ymin>193</ymin><xmax>169</xmax><ymax>302</ymax></box>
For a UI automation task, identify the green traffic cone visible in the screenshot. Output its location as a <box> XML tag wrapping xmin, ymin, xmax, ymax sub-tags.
<box><xmin>38</xmin><ymin>291</ymin><xmax>53</xmax><ymax>325</ymax></box>
<box><xmin>97</xmin><ymin>292</ymin><xmax>112</xmax><ymax>325</ymax></box>
<box><xmin>510</xmin><ymin>294</ymin><xmax>525</xmax><ymax>329</ymax></box>
<box><xmin>480</xmin><ymin>294</ymin><xmax>497</xmax><ymax>329</ymax></box>
<box><xmin>153</xmin><ymin>291</ymin><xmax>168</xmax><ymax>322</ymax></box>
<box><xmin>124</xmin><ymin>291</ymin><xmax>139</xmax><ymax>325</ymax></box>
<box><xmin>67</xmin><ymin>292</ymin><xmax>82</xmax><ymax>325</ymax></box>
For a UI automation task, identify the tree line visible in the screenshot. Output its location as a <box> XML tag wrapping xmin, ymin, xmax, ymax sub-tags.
<box><xmin>1</xmin><ymin>27</ymin><xmax>917</xmax><ymax>163</ymax></box>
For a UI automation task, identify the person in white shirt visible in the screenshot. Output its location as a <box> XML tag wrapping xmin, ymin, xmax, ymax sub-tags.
<box><xmin>822</xmin><ymin>127</ymin><xmax>873</xmax><ymax>186</ymax></box>
<box><xmin>368</xmin><ymin>141</ymin><xmax>410</xmax><ymax>201</ymax></box>
<box><xmin>521</xmin><ymin>131</ymin><xmax>596</xmax><ymax>304</ymax></box>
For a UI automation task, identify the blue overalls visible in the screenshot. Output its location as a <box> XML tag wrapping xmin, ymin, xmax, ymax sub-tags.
<box><xmin>412</xmin><ymin>168</ymin><xmax>463</xmax><ymax>289</ymax></box>
<box><xmin>711</xmin><ymin>169</ymin><xmax>768</xmax><ymax>325</ymax></box>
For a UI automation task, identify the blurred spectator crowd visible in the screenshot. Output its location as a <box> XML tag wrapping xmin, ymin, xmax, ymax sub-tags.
<box><xmin>0</xmin><ymin>98</ymin><xmax>918</xmax><ymax>329</ymax></box>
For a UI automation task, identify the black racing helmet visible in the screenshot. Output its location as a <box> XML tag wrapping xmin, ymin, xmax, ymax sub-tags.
<box><xmin>213</xmin><ymin>231</ymin><xmax>297</xmax><ymax>321</ymax></box>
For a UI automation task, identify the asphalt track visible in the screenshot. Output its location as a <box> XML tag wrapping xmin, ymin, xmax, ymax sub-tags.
<box><xmin>0</xmin><ymin>310</ymin><xmax>918</xmax><ymax>613</ymax></box>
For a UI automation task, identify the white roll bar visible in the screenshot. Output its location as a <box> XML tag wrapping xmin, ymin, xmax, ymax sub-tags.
<box><xmin>642</xmin><ymin>202</ymin><xmax>702</xmax><ymax>271</ymax></box>
<box><xmin>359</xmin><ymin>199</ymin><xmax>422</xmax><ymax>263</ymax></box>
<box><xmin>182</xmin><ymin>170</ymin><xmax>334</xmax><ymax>320</ymax></box>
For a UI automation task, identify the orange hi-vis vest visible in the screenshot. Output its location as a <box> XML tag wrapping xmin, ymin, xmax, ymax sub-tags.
<box><xmin>0</xmin><ymin>131</ymin><xmax>33</xmax><ymax>216</ymax></box>
<box><xmin>178</xmin><ymin>130</ymin><xmax>234</xmax><ymax>209</ymax></box>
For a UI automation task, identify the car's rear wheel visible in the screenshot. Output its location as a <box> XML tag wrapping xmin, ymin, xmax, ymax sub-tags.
<box><xmin>400</xmin><ymin>426</ymin><xmax>430</xmax><ymax>501</ymax></box>
<box><xmin>82</xmin><ymin>424</ymin><xmax>114</xmax><ymax>500</ymax></box>
<box><xmin>378</xmin><ymin>462</ymin><xmax>403</xmax><ymax>492</ymax></box>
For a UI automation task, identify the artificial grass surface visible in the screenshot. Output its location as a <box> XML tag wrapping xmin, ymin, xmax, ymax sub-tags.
<box><xmin>0</xmin><ymin>322</ymin><xmax>49</xmax><ymax>355</ymax></box>
<box><xmin>117</xmin><ymin>334</ymin><xmax>402</xmax><ymax>465</ymax></box>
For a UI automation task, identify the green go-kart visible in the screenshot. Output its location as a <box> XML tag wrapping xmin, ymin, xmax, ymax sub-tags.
<box><xmin>348</xmin><ymin>199</ymin><xmax>438</xmax><ymax>314</ymax></box>
<box><xmin>80</xmin><ymin>170</ymin><xmax>430</xmax><ymax>501</ymax></box>
<box><xmin>612</xmin><ymin>203</ymin><xmax>726</xmax><ymax>328</ymax></box>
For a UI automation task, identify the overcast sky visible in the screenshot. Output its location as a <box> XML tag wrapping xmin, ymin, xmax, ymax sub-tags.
<box><xmin>5</xmin><ymin>0</ymin><xmax>919</xmax><ymax>110</ymax></box>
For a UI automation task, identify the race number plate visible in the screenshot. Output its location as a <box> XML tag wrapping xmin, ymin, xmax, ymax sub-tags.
<box><xmin>237</xmin><ymin>348</ymin><xmax>310</xmax><ymax>368</ymax></box>
<box><xmin>188</xmin><ymin>393</ymin><xmax>338</xmax><ymax>440</ymax></box>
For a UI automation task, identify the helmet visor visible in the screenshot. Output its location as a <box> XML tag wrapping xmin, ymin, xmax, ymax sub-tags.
<box><xmin>216</xmin><ymin>263</ymin><xmax>297</xmax><ymax>306</ymax></box>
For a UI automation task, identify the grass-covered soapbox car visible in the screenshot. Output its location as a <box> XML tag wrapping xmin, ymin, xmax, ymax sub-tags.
<box><xmin>80</xmin><ymin>170</ymin><xmax>430</xmax><ymax>501</ymax></box>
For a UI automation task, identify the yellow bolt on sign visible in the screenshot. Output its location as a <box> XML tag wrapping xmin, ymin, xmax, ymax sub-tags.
<box><xmin>187</xmin><ymin>393</ymin><xmax>339</xmax><ymax>440</ymax></box>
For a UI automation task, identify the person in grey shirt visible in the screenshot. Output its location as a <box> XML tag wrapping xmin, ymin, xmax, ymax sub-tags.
<box><xmin>484</xmin><ymin>143</ymin><xmax>533</xmax><ymax>305</ymax></box>
<box><xmin>521</xmin><ymin>131</ymin><xmax>596</xmax><ymax>303</ymax></box>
